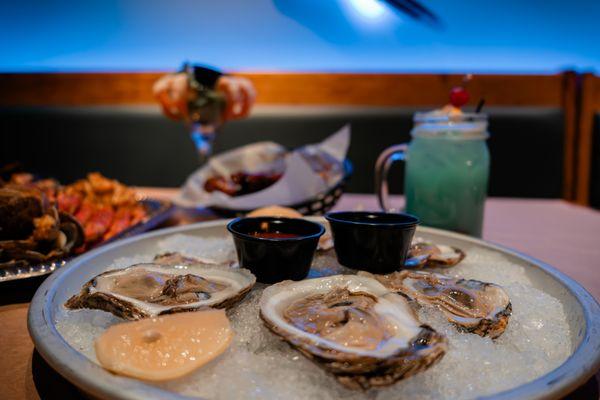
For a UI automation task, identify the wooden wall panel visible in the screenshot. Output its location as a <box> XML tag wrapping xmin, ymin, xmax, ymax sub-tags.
<box><xmin>0</xmin><ymin>72</ymin><xmax>565</xmax><ymax>107</ymax></box>
<box><xmin>0</xmin><ymin>71</ymin><xmax>578</xmax><ymax>201</ymax></box>
<box><xmin>242</xmin><ymin>73</ymin><xmax>564</xmax><ymax>107</ymax></box>
<box><xmin>561</xmin><ymin>71</ymin><xmax>578</xmax><ymax>201</ymax></box>
<box><xmin>0</xmin><ymin>73</ymin><xmax>162</xmax><ymax>106</ymax></box>
<box><xmin>575</xmin><ymin>74</ymin><xmax>600</xmax><ymax>205</ymax></box>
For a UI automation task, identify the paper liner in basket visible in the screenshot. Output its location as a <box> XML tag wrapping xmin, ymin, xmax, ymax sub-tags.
<box><xmin>175</xmin><ymin>125</ymin><xmax>350</xmax><ymax>209</ymax></box>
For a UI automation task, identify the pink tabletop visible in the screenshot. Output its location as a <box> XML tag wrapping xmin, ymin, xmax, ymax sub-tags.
<box><xmin>138</xmin><ymin>191</ymin><xmax>600</xmax><ymax>399</ymax></box>
<box><xmin>331</xmin><ymin>195</ymin><xmax>600</xmax><ymax>301</ymax></box>
<box><xmin>332</xmin><ymin>195</ymin><xmax>600</xmax><ymax>397</ymax></box>
<box><xmin>3</xmin><ymin>191</ymin><xmax>596</xmax><ymax>400</ymax></box>
<box><xmin>140</xmin><ymin>188</ymin><xmax>600</xmax><ymax>301</ymax></box>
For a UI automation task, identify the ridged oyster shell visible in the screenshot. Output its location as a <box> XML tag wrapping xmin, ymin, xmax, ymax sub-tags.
<box><xmin>259</xmin><ymin>275</ymin><xmax>447</xmax><ymax>390</ymax></box>
<box><xmin>65</xmin><ymin>262</ymin><xmax>255</xmax><ymax>320</ymax></box>
<box><xmin>406</xmin><ymin>239</ymin><xmax>466</xmax><ymax>268</ymax></box>
<box><xmin>362</xmin><ymin>270</ymin><xmax>511</xmax><ymax>339</ymax></box>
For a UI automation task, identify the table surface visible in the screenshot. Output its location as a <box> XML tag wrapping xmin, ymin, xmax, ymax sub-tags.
<box><xmin>1</xmin><ymin>191</ymin><xmax>599</xmax><ymax>400</ymax></box>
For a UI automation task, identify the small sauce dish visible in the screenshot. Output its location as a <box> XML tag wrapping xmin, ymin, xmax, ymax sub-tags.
<box><xmin>227</xmin><ymin>217</ymin><xmax>325</xmax><ymax>283</ymax></box>
<box><xmin>325</xmin><ymin>211</ymin><xmax>419</xmax><ymax>274</ymax></box>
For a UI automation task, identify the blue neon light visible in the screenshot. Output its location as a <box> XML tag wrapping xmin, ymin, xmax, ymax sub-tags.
<box><xmin>0</xmin><ymin>0</ymin><xmax>598</xmax><ymax>73</ymax></box>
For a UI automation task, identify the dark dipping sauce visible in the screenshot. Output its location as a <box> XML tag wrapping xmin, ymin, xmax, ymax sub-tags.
<box><xmin>251</xmin><ymin>231</ymin><xmax>301</xmax><ymax>239</ymax></box>
<box><xmin>227</xmin><ymin>217</ymin><xmax>325</xmax><ymax>283</ymax></box>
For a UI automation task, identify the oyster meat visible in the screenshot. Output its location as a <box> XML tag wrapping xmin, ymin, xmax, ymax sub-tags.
<box><xmin>406</xmin><ymin>239</ymin><xmax>465</xmax><ymax>268</ymax></box>
<box><xmin>363</xmin><ymin>270</ymin><xmax>511</xmax><ymax>339</ymax></box>
<box><xmin>65</xmin><ymin>263</ymin><xmax>255</xmax><ymax>320</ymax></box>
<box><xmin>260</xmin><ymin>275</ymin><xmax>447</xmax><ymax>390</ymax></box>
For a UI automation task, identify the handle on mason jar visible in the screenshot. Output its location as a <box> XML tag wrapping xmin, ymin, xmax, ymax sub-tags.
<box><xmin>375</xmin><ymin>144</ymin><xmax>408</xmax><ymax>212</ymax></box>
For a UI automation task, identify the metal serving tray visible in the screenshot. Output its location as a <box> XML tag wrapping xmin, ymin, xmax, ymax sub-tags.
<box><xmin>27</xmin><ymin>219</ymin><xmax>600</xmax><ymax>400</ymax></box>
<box><xmin>0</xmin><ymin>198</ymin><xmax>173</xmax><ymax>283</ymax></box>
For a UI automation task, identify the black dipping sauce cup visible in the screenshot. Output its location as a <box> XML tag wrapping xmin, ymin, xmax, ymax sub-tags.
<box><xmin>325</xmin><ymin>211</ymin><xmax>419</xmax><ymax>274</ymax></box>
<box><xmin>227</xmin><ymin>217</ymin><xmax>325</xmax><ymax>284</ymax></box>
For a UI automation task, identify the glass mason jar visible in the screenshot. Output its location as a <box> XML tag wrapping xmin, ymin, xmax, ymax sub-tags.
<box><xmin>375</xmin><ymin>113</ymin><xmax>490</xmax><ymax>237</ymax></box>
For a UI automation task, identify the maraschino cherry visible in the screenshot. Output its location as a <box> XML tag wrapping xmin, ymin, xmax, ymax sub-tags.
<box><xmin>449</xmin><ymin>86</ymin><xmax>469</xmax><ymax>108</ymax></box>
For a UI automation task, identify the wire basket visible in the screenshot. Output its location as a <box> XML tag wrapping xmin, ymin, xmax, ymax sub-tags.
<box><xmin>210</xmin><ymin>159</ymin><xmax>353</xmax><ymax>217</ymax></box>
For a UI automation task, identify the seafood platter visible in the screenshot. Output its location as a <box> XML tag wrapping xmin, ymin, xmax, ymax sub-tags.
<box><xmin>0</xmin><ymin>171</ymin><xmax>172</xmax><ymax>282</ymax></box>
<box><xmin>28</xmin><ymin>206</ymin><xmax>600</xmax><ymax>400</ymax></box>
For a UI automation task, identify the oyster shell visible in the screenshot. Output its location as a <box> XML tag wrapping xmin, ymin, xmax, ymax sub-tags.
<box><xmin>317</xmin><ymin>231</ymin><xmax>334</xmax><ymax>251</ymax></box>
<box><xmin>260</xmin><ymin>275</ymin><xmax>447</xmax><ymax>390</ymax></box>
<box><xmin>153</xmin><ymin>252</ymin><xmax>219</xmax><ymax>266</ymax></box>
<box><xmin>153</xmin><ymin>251</ymin><xmax>237</xmax><ymax>267</ymax></box>
<box><xmin>65</xmin><ymin>263</ymin><xmax>255</xmax><ymax>320</ymax></box>
<box><xmin>0</xmin><ymin>186</ymin><xmax>84</xmax><ymax>269</ymax></box>
<box><xmin>406</xmin><ymin>239</ymin><xmax>465</xmax><ymax>268</ymax></box>
<box><xmin>363</xmin><ymin>270</ymin><xmax>511</xmax><ymax>339</ymax></box>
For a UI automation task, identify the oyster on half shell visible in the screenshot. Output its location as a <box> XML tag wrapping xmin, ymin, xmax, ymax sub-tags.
<box><xmin>153</xmin><ymin>250</ymin><xmax>238</xmax><ymax>267</ymax></box>
<box><xmin>65</xmin><ymin>263</ymin><xmax>255</xmax><ymax>320</ymax></box>
<box><xmin>406</xmin><ymin>239</ymin><xmax>465</xmax><ymax>268</ymax></box>
<box><xmin>259</xmin><ymin>275</ymin><xmax>447</xmax><ymax>390</ymax></box>
<box><xmin>362</xmin><ymin>270</ymin><xmax>511</xmax><ymax>339</ymax></box>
